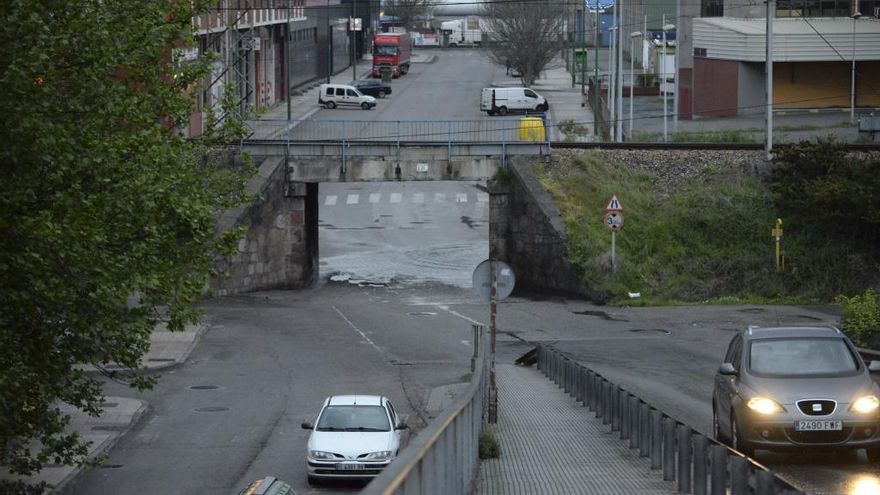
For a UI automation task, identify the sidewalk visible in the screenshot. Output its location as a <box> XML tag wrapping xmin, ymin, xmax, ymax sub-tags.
<box><xmin>10</xmin><ymin>323</ymin><xmax>204</xmax><ymax>493</ymax></box>
<box><xmin>477</xmin><ymin>364</ymin><xmax>677</xmax><ymax>494</ymax></box>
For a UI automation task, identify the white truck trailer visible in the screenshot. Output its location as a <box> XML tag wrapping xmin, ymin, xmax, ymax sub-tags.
<box><xmin>440</xmin><ymin>16</ymin><xmax>482</xmax><ymax>46</ymax></box>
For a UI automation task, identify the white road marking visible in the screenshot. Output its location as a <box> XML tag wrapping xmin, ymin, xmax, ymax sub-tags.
<box><xmin>346</xmin><ymin>194</ymin><xmax>359</xmax><ymax>205</ymax></box>
<box><xmin>434</xmin><ymin>193</ymin><xmax>446</xmax><ymax>202</ymax></box>
<box><xmin>436</xmin><ymin>304</ymin><xmax>485</xmax><ymax>326</ymax></box>
<box><xmin>369</xmin><ymin>193</ymin><xmax>381</xmax><ymax>203</ymax></box>
<box><xmin>412</xmin><ymin>193</ymin><xmax>424</xmax><ymax>203</ymax></box>
<box><xmin>390</xmin><ymin>193</ymin><xmax>402</xmax><ymax>203</ymax></box>
<box><xmin>324</xmin><ymin>195</ymin><xmax>337</xmax><ymax>206</ymax></box>
<box><xmin>461</xmin><ymin>340</ymin><xmax>472</xmax><ymax>347</ymax></box>
<box><xmin>333</xmin><ymin>306</ymin><xmax>383</xmax><ymax>355</ymax></box>
<box><xmin>477</xmin><ymin>193</ymin><xmax>489</xmax><ymax>202</ymax></box>
<box><xmin>455</xmin><ymin>193</ymin><xmax>468</xmax><ymax>203</ymax></box>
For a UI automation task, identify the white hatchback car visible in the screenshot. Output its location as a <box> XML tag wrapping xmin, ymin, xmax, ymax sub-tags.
<box><xmin>301</xmin><ymin>395</ymin><xmax>407</xmax><ymax>484</ymax></box>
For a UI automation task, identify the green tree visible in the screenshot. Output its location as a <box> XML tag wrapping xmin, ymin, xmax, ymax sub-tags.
<box><xmin>0</xmin><ymin>1</ymin><xmax>253</xmax><ymax>492</ymax></box>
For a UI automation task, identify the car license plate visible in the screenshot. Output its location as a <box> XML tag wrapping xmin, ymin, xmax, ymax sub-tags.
<box><xmin>795</xmin><ymin>420</ymin><xmax>842</xmax><ymax>431</ymax></box>
<box><xmin>336</xmin><ymin>463</ymin><xmax>364</xmax><ymax>471</ymax></box>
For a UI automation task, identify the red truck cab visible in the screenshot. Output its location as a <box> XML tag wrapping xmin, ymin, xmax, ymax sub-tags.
<box><xmin>372</xmin><ymin>32</ymin><xmax>412</xmax><ymax>78</ymax></box>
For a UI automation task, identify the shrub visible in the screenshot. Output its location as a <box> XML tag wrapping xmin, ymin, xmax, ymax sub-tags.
<box><xmin>479</xmin><ymin>430</ymin><xmax>501</xmax><ymax>459</ymax></box>
<box><xmin>835</xmin><ymin>289</ymin><xmax>880</xmax><ymax>348</ymax></box>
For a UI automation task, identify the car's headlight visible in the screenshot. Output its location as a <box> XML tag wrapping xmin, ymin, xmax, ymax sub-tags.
<box><xmin>747</xmin><ymin>397</ymin><xmax>785</xmax><ymax>415</ymax></box>
<box><xmin>364</xmin><ymin>450</ymin><xmax>392</xmax><ymax>460</ymax></box>
<box><xmin>851</xmin><ymin>395</ymin><xmax>880</xmax><ymax>414</ymax></box>
<box><xmin>310</xmin><ymin>450</ymin><xmax>336</xmax><ymax>460</ymax></box>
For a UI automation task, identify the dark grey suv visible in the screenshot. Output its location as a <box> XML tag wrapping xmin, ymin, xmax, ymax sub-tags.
<box><xmin>713</xmin><ymin>326</ymin><xmax>880</xmax><ymax>459</ymax></box>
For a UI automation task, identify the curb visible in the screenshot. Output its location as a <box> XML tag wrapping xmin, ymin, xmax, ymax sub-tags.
<box><xmin>52</xmin><ymin>399</ymin><xmax>149</xmax><ymax>494</ymax></box>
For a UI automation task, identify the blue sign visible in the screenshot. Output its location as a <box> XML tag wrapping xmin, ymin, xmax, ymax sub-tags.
<box><xmin>586</xmin><ymin>0</ymin><xmax>615</xmax><ymax>10</ymax></box>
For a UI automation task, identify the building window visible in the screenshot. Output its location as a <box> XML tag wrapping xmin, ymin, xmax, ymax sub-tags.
<box><xmin>701</xmin><ymin>0</ymin><xmax>723</xmax><ymax>17</ymax></box>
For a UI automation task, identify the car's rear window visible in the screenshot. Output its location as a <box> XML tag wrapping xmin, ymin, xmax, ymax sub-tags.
<box><xmin>749</xmin><ymin>337</ymin><xmax>859</xmax><ymax>376</ymax></box>
<box><xmin>316</xmin><ymin>405</ymin><xmax>390</xmax><ymax>431</ymax></box>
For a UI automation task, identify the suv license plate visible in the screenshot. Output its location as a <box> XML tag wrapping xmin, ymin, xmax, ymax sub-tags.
<box><xmin>336</xmin><ymin>463</ymin><xmax>365</xmax><ymax>471</ymax></box>
<box><xmin>795</xmin><ymin>420</ymin><xmax>842</xmax><ymax>431</ymax></box>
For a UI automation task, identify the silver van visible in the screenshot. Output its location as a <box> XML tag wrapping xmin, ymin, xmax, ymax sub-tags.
<box><xmin>318</xmin><ymin>83</ymin><xmax>376</xmax><ymax>110</ymax></box>
<box><xmin>480</xmin><ymin>87</ymin><xmax>548</xmax><ymax>116</ymax></box>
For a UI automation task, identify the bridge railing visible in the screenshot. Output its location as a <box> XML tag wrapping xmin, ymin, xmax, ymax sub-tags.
<box><xmin>361</xmin><ymin>325</ymin><xmax>489</xmax><ymax>495</ymax></box>
<box><xmin>245</xmin><ymin>117</ymin><xmax>548</xmax><ymax>143</ymax></box>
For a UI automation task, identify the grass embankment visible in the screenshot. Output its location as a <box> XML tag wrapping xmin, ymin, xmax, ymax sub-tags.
<box><xmin>536</xmin><ymin>151</ymin><xmax>872</xmax><ymax>306</ymax></box>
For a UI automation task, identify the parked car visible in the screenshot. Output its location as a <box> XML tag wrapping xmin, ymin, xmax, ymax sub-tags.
<box><xmin>318</xmin><ymin>83</ymin><xmax>376</xmax><ymax>110</ymax></box>
<box><xmin>237</xmin><ymin>476</ymin><xmax>296</xmax><ymax>495</ymax></box>
<box><xmin>480</xmin><ymin>87</ymin><xmax>548</xmax><ymax>116</ymax></box>
<box><xmin>713</xmin><ymin>325</ymin><xmax>880</xmax><ymax>459</ymax></box>
<box><xmin>351</xmin><ymin>79</ymin><xmax>392</xmax><ymax>98</ymax></box>
<box><xmin>301</xmin><ymin>395</ymin><xmax>407</xmax><ymax>484</ymax></box>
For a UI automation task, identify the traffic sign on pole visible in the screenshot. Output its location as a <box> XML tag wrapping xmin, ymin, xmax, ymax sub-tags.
<box><xmin>604</xmin><ymin>192</ymin><xmax>624</xmax><ymax>212</ymax></box>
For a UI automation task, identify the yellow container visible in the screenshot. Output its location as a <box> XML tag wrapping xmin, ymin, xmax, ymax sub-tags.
<box><xmin>518</xmin><ymin>117</ymin><xmax>546</xmax><ymax>142</ymax></box>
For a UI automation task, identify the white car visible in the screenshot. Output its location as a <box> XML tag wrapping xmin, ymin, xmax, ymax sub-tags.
<box><xmin>301</xmin><ymin>395</ymin><xmax>407</xmax><ymax>484</ymax></box>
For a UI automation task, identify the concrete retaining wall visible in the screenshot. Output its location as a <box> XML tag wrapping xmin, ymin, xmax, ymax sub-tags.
<box><xmin>489</xmin><ymin>157</ymin><xmax>586</xmax><ymax>297</ymax></box>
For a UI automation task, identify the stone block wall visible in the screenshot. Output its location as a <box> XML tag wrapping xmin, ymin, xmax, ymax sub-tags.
<box><xmin>489</xmin><ymin>157</ymin><xmax>586</xmax><ymax>297</ymax></box>
<box><xmin>211</xmin><ymin>156</ymin><xmax>317</xmax><ymax>296</ymax></box>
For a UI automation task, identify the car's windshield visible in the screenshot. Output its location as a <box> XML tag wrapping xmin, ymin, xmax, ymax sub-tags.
<box><xmin>374</xmin><ymin>46</ymin><xmax>398</xmax><ymax>56</ymax></box>
<box><xmin>749</xmin><ymin>338</ymin><xmax>859</xmax><ymax>376</ymax></box>
<box><xmin>316</xmin><ymin>405</ymin><xmax>390</xmax><ymax>431</ymax></box>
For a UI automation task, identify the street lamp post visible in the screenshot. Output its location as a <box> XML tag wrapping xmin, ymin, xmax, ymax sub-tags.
<box><xmin>629</xmin><ymin>31</ymin><xmax>642</xmax><ymax>139</ymax></box>
<box><xmin>616</xmin><ymin>0</ymin><xmax>624</xmax><ymax>142</ymax></box>
<box><xmin>609</xmin><ymin>26</ymin><xmax>617</xmax><ymax>141</ymax></box>
<box><xmin>287</xmin><ymin>0</ymin><xmax>292</xmax><ymax>121</ymax></box>
<box><xmin>851</xmin><ymin>7</ymin><xmax>861</xmax><ymax>123</ymax></box>
<box><xmin>662</xmin><ymin>21</ymin><xmax>675</xmax><ymax>142</ymax></box>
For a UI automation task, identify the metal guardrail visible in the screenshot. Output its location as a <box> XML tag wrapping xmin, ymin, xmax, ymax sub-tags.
<box><xmin>361</xmin><ymin>325</ymin><xmax>489</xmax><ymax>495</ymax></box>
<box><xmin>537</xmin><ymin>345</ymin><xmax>806</xmax><ymax>495</ymax></box>
<box><xmin>245</xmin><ymin>118</ymin><xmax>550</xmax><ymax>143</ymax></box>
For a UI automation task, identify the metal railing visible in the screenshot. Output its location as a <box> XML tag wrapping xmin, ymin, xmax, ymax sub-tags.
<box><xmin>537</xmin><ymin>345</ymin><xmax>806</xmax><ymax>495</ymax></box>
<box><xmin>245</xmin><ymin>118</ymin><xmax>549</xmax><ymax>143</ymax></box>
<box><xmin>361</xmin><ymin>325</ymin><xmax>489</xmax><ymax>495</ymax></box>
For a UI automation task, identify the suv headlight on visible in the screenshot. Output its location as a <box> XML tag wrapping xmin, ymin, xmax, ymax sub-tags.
<box><xmin>851</xmin><ymin>395</ymin><xmax>880</xmax><ymax>414</ymax></box>
<box><xmin>310</xmin><ymin>450</ymin><xmax>336</xmax><ymax>460</ymax></box>
<box><xmin>364</xmin><ymin>451</ymin><xmax>392</xmax><ymax>460</ymax></box>
<box><xmin>747</xmin><ymin>397</ymin><xmax>785</xmax><ymax>415</ymax></box>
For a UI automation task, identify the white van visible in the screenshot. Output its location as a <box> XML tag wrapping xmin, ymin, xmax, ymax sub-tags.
<box><xmin>318</xmin><ymin>83</ymin><xmax>376</xmax><ymax>110</ymax></box>
<box><xmin>481</xmin><ymin>87</ymin><xmax>548</xmax><ymax>116</ymax></box>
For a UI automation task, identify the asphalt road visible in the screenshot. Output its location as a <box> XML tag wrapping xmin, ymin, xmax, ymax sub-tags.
<box><xmin>69</xmin><ymin>128</ymin><xmax>874</xmax><ymax>495</ymax></box>
<box><xmin>295</xmin><ymin>49</ymin><xmax>528</xmax><ymax>142</ymax></box>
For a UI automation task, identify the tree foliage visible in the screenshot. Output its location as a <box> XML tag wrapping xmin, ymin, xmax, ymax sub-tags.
<box><xmin>771</xmin><ymin>138</ymin><xmax>880</xmax><ymax>246</ymax></box>
<box><xmin>481</xmin><ymin>0</ymin><xmax>565</xmax><ymax>86</ymax></box>
<box><xmin>0</xmin><ymin>1</ymin><xmax>253</xmax><ymax>492</ymax></box>
<box><xmin>382</xmin><ymin>0</ymin><xmax>432</xmax><ymax>30</ymax></box>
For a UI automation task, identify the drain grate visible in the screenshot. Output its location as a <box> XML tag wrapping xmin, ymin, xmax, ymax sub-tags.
<box><xmin>629</xmin><ymin>328</ymin><xmax>671</xmax><ymax>335</ymax></box>
<box><xmin>573</xmin><ymin>310</ymin><xmax>629</xmax><ymax>322</ymax></box>
<box><xmin>407</xmin><ymin>311</ymin><xmax>436</xmax><ymax>316</ymax></box>
<box><xmin>195</xmin><ymin>406</ymin><xmax>228</xmax><ymax>412</ymax></box>
<box><xmin>189</xmin><ymin>385</ymin><xmax>219</xmax><ymax>390</ymax></box>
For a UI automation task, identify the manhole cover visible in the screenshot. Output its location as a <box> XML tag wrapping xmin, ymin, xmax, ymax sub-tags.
<box><xmin>407</xmin><ymin>312</ymin><xmax>436</xmax><ymax>316</ymax></box>
<box><xmin>629</xmin><ymin>328</ymin><xmax>671</xmax><ymax>335</ymax></box>
<box><xmin>738</xmin><ymin>308</ymin><xmax>766</xmax><ymax>314</ymax></box>
<box><xmin>195</xmin><ymin>406</ymin><xmax>228</xmax><ymax>412</ymax></box>
<box><xmin>189</xmin><ymin>385</ymin><xmax>219</xmax><ymax>390</ymax></box>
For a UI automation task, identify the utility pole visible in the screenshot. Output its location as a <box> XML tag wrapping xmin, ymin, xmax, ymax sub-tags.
<box><xmin>674</xmin><ymin>0</ymin><xmax>680</xmax><ymax>132</ymax></box>
<box><xmin>286</xmin><ymin>0</ymin><xmax>292</xmax><ymax>121</ymax></box>
<box><xmin>765</xmin><ymin>0</ymin><xmax>774</xmax><ymax>160</ymax></box>
<box><xmin>616</xmin><ymin>0</ymin><xmax>623</xmax><ymax>142</ymax></box>
<box><xmin>593</xmin><ymin>5</ymin><xmax>600</xmax><ymax>136</ymax></box>
<box><xmin>352</xmin><ymin>0</ymin><xmax>357</xmax><ymax>80</ymax></box>
<box><xmin>327</xmin><ymin>0</ymin><xmax>332</xmax><ymax>83</ymax></box>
